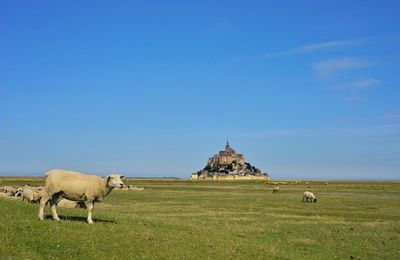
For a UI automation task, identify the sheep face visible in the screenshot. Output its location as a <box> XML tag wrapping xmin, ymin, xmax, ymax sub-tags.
<box><xmin>107</xmin><ymin>174</ymin><xmax>125</xmax><ymax>189</ymax></box>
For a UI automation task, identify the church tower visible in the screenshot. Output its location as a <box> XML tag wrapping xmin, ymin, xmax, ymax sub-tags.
<box><xmin>193</xmin><ymin>141</ymin><xmax>268</xmax><ymax>180</ymax></box>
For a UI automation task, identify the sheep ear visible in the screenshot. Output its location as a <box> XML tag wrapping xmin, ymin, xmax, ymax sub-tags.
<box><xmin>106</xmin><ymin>176</ymin><xmax>112</xmax><ymax>184</ymax></box>
<box><xmin>120</xmin><ymin>175</ymin><xmax>125</xmax><ymax>179</ymax></box>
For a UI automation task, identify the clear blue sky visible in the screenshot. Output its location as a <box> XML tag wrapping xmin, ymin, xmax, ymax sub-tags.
<box><xmin>1</xmin><ymin>1</ymin><xmax>399</xmax><ymax>179</ymax></box>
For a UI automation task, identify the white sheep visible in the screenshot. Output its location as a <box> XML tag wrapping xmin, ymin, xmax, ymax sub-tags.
<box><xmin>22</xmin><ymin>186</ymin><xmax>41</xmax><ymax>203</ymax></box>
<box><xmin>272</xmin><ymin>187</ymin><xmax>281</xmax><ymax>194</ymax></box>
<box><xmin>38</xmin><ymin>169</ymin><xmax>125</xmax><ymax>224</ymax></box>
<box><xmin>0</xmin><ymin>186</ymin><xmax>9</xmax><ymax>193</ymax></box>
<box><xmin>1</xmin><ymin>186</ymin><xmax>15</xmax><ymax>196</ymax></box>
<box><xmin>130</xmin><ymin>186</ymin><xmax>145</xmax><ymax>191</ymax></box>
<box><xmin>31</xmin><ymin>186</ymin><xmax>43</xmax><ymax>192</ymax></box>
<box><xmin>57</xmin><ymin>198</ymin><xmax>87</xmax><ymax>209</ymax></box>
<box><xmin>14</xmin><ymin>187</ymin><xmax>23</xmax><ymax>198</ymax></box>
<box><xmin>303</xmin><ymin>191</ymin><xmax>317</xmax><ymax>203</ymax></box>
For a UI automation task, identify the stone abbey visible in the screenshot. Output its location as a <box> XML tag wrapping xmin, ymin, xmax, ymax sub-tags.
<box><xmin>207</xmin><ymin>141</ymin><xmax>245</xmax><ymax>166</ymax></box>
<box><xmin>191</xmin><ymin>142</ymin><xmax>269</xmax><ymax>180</ymax></box>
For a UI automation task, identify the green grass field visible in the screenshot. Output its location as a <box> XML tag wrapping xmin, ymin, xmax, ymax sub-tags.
<box><xmin>1</xmin><ymin>178</ymin><xmax>399</xmax><ymax>259</ymax></box>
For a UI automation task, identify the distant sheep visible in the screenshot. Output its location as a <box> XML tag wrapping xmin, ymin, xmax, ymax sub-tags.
<box><xmin>0</xmin><ymin>186</ymin><xmax>11</xmax><ymax>193</ymax></box>
<box><xmin>0</xmin><ymin>186</ymin><xmax>22</xmax><ymax>200</ymax></box>
<box><xmin>1</xmin><ymin>186</ymin><xmax>16</xmax><ymax>196</ymax></box>
<box><xmin>14</xmin><ymin>187</ymin><xmax>23</xmax><ymax>197</ymax></box>
<box><xmin>130</xmin><ymin>186</ymin><xmax>145</xmax><ymax>191</ymax></box>
<box><xmin>38</xmin><ymin>169</ymin><xmax>125</xmax><ymax>224</ymax></box>
<box><xmin>22</xmin><ymin>186</ymin><xmax>41</xmax><ymax>203</ymax></box>
<box><xmin>272</xmin><ymin>187</ymin><xmax>281</xmax><ymax>194</ymax></box>
<box><xmin>303</xmin><ymin>191</ymin><xmax>317</xmax><ymax>203</ymax></box>
<box><xmin>120</xmin><ymin>185</ymin><xmax>145</xmax><ymax>191</ymax></box>
<box><xmin>30</xmin><ymin>186</ymin><xmax>43</xmax><ymax>192</ymax></box>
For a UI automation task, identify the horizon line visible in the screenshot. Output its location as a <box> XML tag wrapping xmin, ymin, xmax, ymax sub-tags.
<box><xmin>0</xmin><ymin>174</ymin><xmax>398</xmax><ymax>181</ymax></box>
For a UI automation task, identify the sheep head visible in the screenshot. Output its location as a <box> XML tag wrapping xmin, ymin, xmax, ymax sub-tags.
<box><xmin>106</xmin><ymin>174</ymin><xmax>125</xmax><ymax>189</ymax></box>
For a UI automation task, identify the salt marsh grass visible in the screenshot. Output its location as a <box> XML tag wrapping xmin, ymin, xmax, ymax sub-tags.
<box><xmin>1</xmin><ymin>178</ymin><xmax>399</xmax><ymax>259</ymax></box>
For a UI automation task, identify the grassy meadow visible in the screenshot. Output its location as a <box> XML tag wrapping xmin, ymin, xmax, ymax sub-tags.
<box><xmin>0</xmin><ymin>178</ymin><xmax>399</xmax><ymax>259</ymax></box>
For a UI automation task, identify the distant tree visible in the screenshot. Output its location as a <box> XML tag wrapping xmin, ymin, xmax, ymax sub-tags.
<box><xmin>203</xmin><ymin>165</ymin><xmax>211</xmax><ymax>171</ymax></box>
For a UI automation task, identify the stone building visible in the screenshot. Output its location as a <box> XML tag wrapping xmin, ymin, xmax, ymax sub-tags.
<box><xmin>191</xmin><ymin>142</ymin><xmax>269</xmax><ymax>180</ymax></box>
<box><xmin>207</xmin><ymin>141</ymin><xmax>245</xmax><ymax>166</ymax></box>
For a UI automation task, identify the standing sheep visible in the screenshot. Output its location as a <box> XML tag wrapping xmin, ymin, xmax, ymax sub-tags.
<box><xmin>303</xmin><ymin>191</ymin><xmax>317</xmax><ymax>203</ymax></box>
<box><xmin>38</xmin><ymin>169</ymin><xmax>125</xmax><ymax>224</ymax></box>
<box><xmin>272</xmin><ymin>187</ymin><xmax>281</xmax><ymax>194</ymax></box>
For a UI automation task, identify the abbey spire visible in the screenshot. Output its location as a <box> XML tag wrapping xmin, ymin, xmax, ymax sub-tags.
<box><xmin>225</xmin><ymin>140</ymin><xmax>230</xmax><ymax>150</ymax></box>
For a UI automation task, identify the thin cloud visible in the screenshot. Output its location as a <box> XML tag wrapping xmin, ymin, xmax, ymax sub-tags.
<box><xmin>384</xmin><ymin>114</ymin><xmax>400</xmax><ymax>121</ymax></box>
<box><xmin>294</xmin><ymin>40</ymin><xmax>360</xmax><ymax>52</ymax></box>
<box><xmin>262</xmin><ymin>39</ymin><xmax>360</xmax><ymax>58</ymax></box>
<box><xmin>331</xmin><ymin>78</ymin><xmax>380</xmax><ymax>91</ymax></box>
<box><xmin>313</xmin><ymin>57</ymin><xmax>371</xmax><ymax>78</ymax></box>
<box><xmin>350</xmin><ymin>78</ymin><xmax>380</xmax><ymax>89</ymax></box>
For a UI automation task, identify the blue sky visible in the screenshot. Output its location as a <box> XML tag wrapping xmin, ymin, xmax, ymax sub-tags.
<box><xmin>1</xmin><ymin>1</ymin><xmax>399</xmax><ymax>179</ymax></box>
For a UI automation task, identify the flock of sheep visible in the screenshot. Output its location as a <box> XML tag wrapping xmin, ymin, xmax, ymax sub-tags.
<box><xmin>0</xmin><ymin>185</ymin><xmax>40</xmax><ymax>202</ymax></box>
<box><xmin>1</xmin><ymin>169</ymin><xmax>317</xmax><ymax>224</ymax></box>
<box><xmin>0</xmin><ymin>184</ymin><xmax>87</xmax><ymax>208</ymax></box>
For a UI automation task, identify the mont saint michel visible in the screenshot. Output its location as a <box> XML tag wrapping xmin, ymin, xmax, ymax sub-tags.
<box><xmin>192</xmin><ymin>142</ymin><xmax>269</xmax><ymax>180</ymax></box>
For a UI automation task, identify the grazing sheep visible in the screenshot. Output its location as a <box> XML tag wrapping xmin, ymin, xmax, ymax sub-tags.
<box><xmin>1</xmin><ymin>186</ymin><xmax>15</xmax><ymax>196</ymax></box>
<box><xmin>130</xmin><ymin>186</ymin><xmax>145</xmax><ymax>191</ymax></box>
<box><xmin>38</xmin><ymin>169</ymin><xmax>125</xmax><ymax>224</ymax></box>
<box><xmin>303</xmin><ymin>191</ymin><xmax>317</xmax><ymax>203</ymax></box>
<box><xmin>120</xmin><ymin>185</ymin><xmax>145</xmax><ymax>191</ymax></box>
<box><xmin>272</xmin><ymin>187</ymin><xmax>281</xmax><ymax>194</ymax></box>
<box><xmin>30</xmin><ymin>186</ymin><xmax>43</xmax><ymax>192</ymax></box>
<box><xmin>14</xmin><ymin>187</ymin><xmax>23</xmax><ymax>198</ymax></box>
<box><xmin>119</xmin><ymin>184</ymin><xmax>129</xmax><ymax>190</ymax></box>
<box><xmin>22</xmin><ymin>186</ymin><xmax>41</xmax><ymax>203</ymax></box>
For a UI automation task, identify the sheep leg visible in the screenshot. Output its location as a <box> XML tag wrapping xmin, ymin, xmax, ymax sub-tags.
<box><xmin>86</xmin><ymin>201</ymin><xmax>94</xmax><ymax>224</ymax></box>
<box><xmin>38</xmin><ymin>192</ymin><xmax>51</xmax><ymax>220</ymax></box>
<box><xmin>49</xmin><ymin>194</ymin><xmax>61</xmax><ymax>221</ymax></box>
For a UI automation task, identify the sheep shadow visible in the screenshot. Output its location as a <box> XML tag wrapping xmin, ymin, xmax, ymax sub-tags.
<box><xmin>44</xmin><ymin>215</ymin><xmax>115</xmax><ymax>223</ymax></box>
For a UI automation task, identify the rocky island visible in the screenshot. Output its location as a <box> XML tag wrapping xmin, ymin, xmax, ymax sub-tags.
<box><xmin>191</xmin><ymin>142</ymin><xmax>269</xmax><ymax>180</ymax></box>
